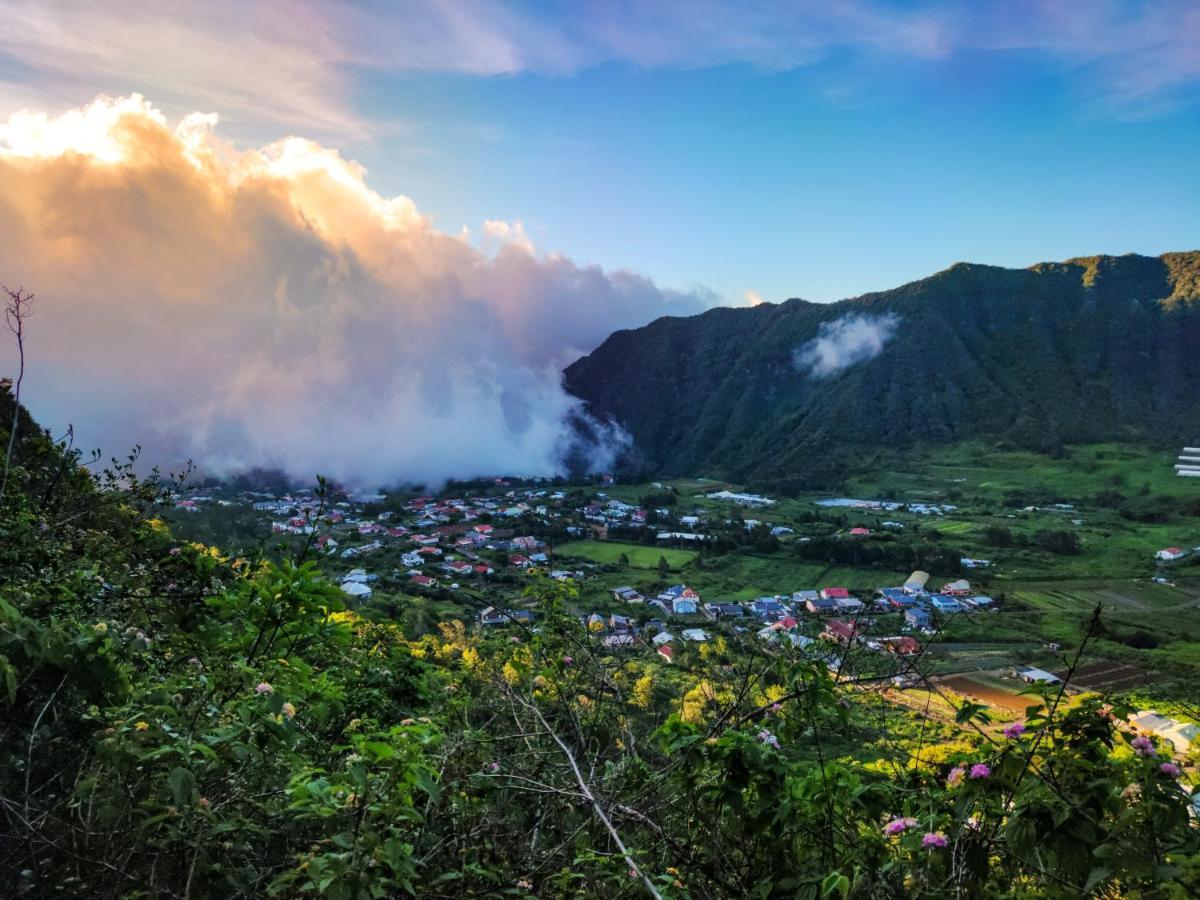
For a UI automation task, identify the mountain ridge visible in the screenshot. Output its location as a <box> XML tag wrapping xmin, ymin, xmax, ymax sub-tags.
<box><xmin>564</xmin><ymin>251</ymin><xmax>1200</xmax><ymax>487</ymax></box>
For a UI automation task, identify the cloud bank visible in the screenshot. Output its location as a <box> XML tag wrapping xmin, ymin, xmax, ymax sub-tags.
<box><xmin>794</xmin><ymin>313</ymin><xmax>898</xmax><ymax>378</ymax></box>
<box><xmin>0</xmin><ymin>95</ymin><xmax>712</xmax><ymax>485</ymax></box>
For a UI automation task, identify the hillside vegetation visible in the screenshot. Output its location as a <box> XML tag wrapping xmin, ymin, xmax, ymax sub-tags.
<box><xmin>4</xmin><ymin>394</ymin><xmax>1200</xmax><ymax>895</ymax></box>
<box><xmin>564</xmin><ymin>252</ymin><xmax>1200</xmax><ymax>489</ymax></box>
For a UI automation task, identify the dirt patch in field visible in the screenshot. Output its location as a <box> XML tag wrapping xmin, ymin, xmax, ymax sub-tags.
<box><xmin>935</xmin><ymin>675</ymin><xmax>1032</xmax><ymax>713</ymax></box>
<box><xmin>1052</xmin><ymin>660</ymin><xmax>1150</xmax><ymax>693</ymax></box>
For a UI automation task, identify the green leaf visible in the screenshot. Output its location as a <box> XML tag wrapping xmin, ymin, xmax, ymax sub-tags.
<box><xmin>166</xmin><ymin>767</ymin><xmax>196</xmax><ymax>808</ymax></box>
<box><xmin>821</xmin><ymin>871</ymin><xmax>850</xmax><ymax>899</ymax></box>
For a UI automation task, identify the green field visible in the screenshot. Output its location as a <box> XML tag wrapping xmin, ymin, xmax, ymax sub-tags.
<box><xmin>555</xmin><ymin>540</ymin><xmax>696</xmax><ymax>569</ymax></box>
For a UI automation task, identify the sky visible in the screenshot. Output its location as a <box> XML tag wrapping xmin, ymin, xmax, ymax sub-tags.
<box><xmin>0</xmin><ymin>1</ymin><xmax>1198</xmax><ymax>482</ymax></box>
<box><xmin>2</xmin><ymin>0</ymin><xmax>1197</xmax><ymax>303</ymax></box>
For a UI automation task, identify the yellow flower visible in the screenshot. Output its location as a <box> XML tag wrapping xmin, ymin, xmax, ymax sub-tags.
<box><xmin>282</xmin><ymin>702</ymin><xmax>297</xmax><ymax>719</ymax></box>
<box><xmin>134</xmin><ymin>721</ymin><xmax>150</xmax><ymax>731</ymax></box>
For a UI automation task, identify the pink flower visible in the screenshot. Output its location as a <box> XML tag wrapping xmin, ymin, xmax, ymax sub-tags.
<box><xmin>1132</xmin><ymin>736</ymin><xmax>1154</xmax><ymax>756</ymax></box>
<box><xmin>487</xmin><ymin>761</ymin><xmax>500</xmax><ymax>773</ymax></box>
<box><xmin>1003</xmin><ymin>722</ymin><xmax>1026</xmax><ymax>739</ymax></box>
<box><xmin>254</xmin><ymin>682</ymin><xmax>273</xmax><ymax>695</ymax></box>
<box><xmin>969</xmin><ymin>764</ymin><xmax>991</xmax><ymax>780</ymax></box>
<box><xmin>562</xmin><ymin>656</ymin><xmax>573</xmax><ymax>665</ymax></box>
<box><xmin>946</xmin><ymin>766</ymin><xmax>965</xmax><ymax>787</ymax></box>
<box><xmin>770</xmin><ymin>703</ymin><xmax>782</xmax><ymax>714</ymax></box>
<box><xmin>883</xmin><ymin>816</ymin><xmax>918</xmax><ymax>836</ymax></box>
<box><xmin>922</xmin><ymin>832</ymin><xmax>948</xmax><ymax>848</ymax></box>
<box><xmin>169</xmin><ymin>547</ymin><xmax>182</xmax><ymax>556</ymax></box>
<box><xmin>757</xmin><ymin>730</ymin><xmax>780</xmax><ymax>749</ymax></box>
<box><xmin>1160</xmin><ymin>762</ymin><xmax>1181</xmax><ymax>777</ymax></box>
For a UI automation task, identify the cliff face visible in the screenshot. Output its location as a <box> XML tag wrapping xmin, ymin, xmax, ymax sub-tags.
<box><xmin>564</xmin><ymin>252</ymin><xmax>1200</xmax><ymax>483</ymax></box>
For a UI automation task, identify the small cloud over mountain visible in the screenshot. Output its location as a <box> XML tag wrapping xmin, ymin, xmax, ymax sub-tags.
<box><xmin>794</xmin><ymin>312</ymin><xmax>898</xmax><ymax>378</ymax></box>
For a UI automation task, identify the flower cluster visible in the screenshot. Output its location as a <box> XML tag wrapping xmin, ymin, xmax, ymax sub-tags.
<box><xmin>1131</xmin><ymin>736</ymin><xmax>1155</xmax><ymax>757</ymax></box>
<box><xmin>756</xmin><ymin>730</ymin><xmax>781</xmax><ymax>749</ymax></box>
<box><xmin>883</xmin><ymin>816</ymin><xmax>918</xmax><ymax>836</ymax></box>
<box><xmin>1003</xmin><ymin>722</ymin><xmax>1026</xmax><ymax>739</ymax></box>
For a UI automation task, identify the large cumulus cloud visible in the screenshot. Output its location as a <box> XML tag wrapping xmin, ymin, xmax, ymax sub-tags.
<box><xmin>0</xmin><ymin>95</ymin><xmax>711</xmax><ymax>485</ymax></box>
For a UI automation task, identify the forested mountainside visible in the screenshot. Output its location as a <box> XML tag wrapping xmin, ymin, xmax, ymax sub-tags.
<box><xmin>565</xmin><ymin>252</ymin><xmax>1200</xmax><ymax>488</ymax></box>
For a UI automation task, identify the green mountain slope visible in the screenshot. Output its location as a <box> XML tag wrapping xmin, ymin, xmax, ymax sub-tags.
<box><xmin>564</xmin><ymin>252</ymin><xmax>1200</xmax><ymax>485</ymax></box>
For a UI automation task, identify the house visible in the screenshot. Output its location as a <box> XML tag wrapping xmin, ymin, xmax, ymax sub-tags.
<box><xmin>1015</xmin><ymin>666</ymin><xmax>1061</xmax><ymax>685</ymax></box>
<box><xmin>904</xmin><ymin>571</ymin><xmax>930</xmax><ymax>594</ymax></box>
<box><xmin>681</xmin><ymin>628</ymin><xmax>710</xmax><ymax>642</ymax></box>
<box><xmin>659</xmin><ymin>585</ymin><xmax>700</xmax><ymax>615</ymax></box>
<box><xmin>905</xmin><ymin>608</ymin><xmax>932</xmax><ymax>630</ymax></box>
<box><xmin>473</xmin><ymin>564</ymin><xmax>494</xmax><ymax>576</ymax></box>
<box><xmin>480</xmin><ymin>607</ymin><xmax>533</xmax><ymax>626</ymax></box>
<box><xmin>611</xmin><ymin>586</ymin><xmax>644</xmax><ymax>604</ymax></box>
<box><xmin>929</xmin><ymin>595</ymin><xmax>963</xmax><ymax>613</ymax></box>
<box><xmin>882</xmin><ymin>636</ymin><xmax>921</xmax><ymax>655</ymax></box>
<box><xmin>793</xmin><ymin>590</ymin><xmax>820</xmax><ymax>606</ymax></box>
<box><xmin>963</xmin><ymin>595</ymin><xmax>995</xmax><ymax>609</ymax></box>
<box><xmin>960</xmin><ymin>557</ymin><xmax>991</xmax><ymax>569</ymax></box>
<box><xmin>509</xmin><ymin>554</ymin><xmax>532</xmax><ymax>568</ymax></box>
<box><xmin>848</xmin><ymin>527</ymin><xmax>871</xmax><ymax>537</ymax></box>
<box><xmin>1156</xmin><ymin>547</ymin><xmax>1187</xmax><ymax>561</ymax></box>
<box><xmin>878</xmin><ymin>588</ymin><xmax>912</xmax><ymax>609</ymax></box>
<box><xmin>941</xmin><ymin>579</ymin><xmax>972</xmax><ymax>597</ymax></box>
<box><xmin>820</xmin><ymin>587</ymin><xmax>851</xmax><ymax>602</ymax></box>
<box><xmin>749</xmin><ymin>598</ymin><xmax>788</xmax><ymax>620</ymax></box>
<box><xmin>657</xmin><ymin>645</ymin><xmax>675</xmax><ymax>663</ymax></box>
<box><xmin>671</xmin><ymin>595</ymin><xmax>699</xmax><ymax>614</ymax></box>
<box><xmin>704</xmin><ymin>602</ymin><xmax>745</xmax><ymax>620</ymax></box>
<box><xmin>610</xmin><ymin>614</ymin><xmax>634</xmax><ymax>632</ymax></box>
<box><xmin>410</xmin><ymin>574</ymin><xmax>435</xmax><ymax>587</ymax></box>
<box><xmin>1130</xmin><ymin>711</ymin><xmax>1200</xmax><ymax>753</ymax></box>
<box><xmin>834</xmin><ymin>597</ymin><xmax>865</xmax><ymax>614</ymax></box>
<box><xmin>652</xmin><ymin>631</ymin><xmax>675</xmax><ymax>645</ymax></box>
<box><xmin>805</xmin><ymin>596</ymin><xmax>838</xmax><ymax>614</ymax></box>
<box><xmin>340</xmin><ymin>581</ymin><xmax>373</xmax><ymax>600</ymax></box>
<box><xmin>480</xmin><ymin>606</ymin><xmax>507</xmax><ymax>625</ymax></box>
<box><xmin>821</xmin><ymin>618</ymin><xmax>860</xmax><ymax>646</ymax></box>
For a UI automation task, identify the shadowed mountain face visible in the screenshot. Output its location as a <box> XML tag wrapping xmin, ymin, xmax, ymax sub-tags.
<box><xmin>563</xmin><ymin>252</ymin><xmax>1200</xmax><ymax>485</ymax></box>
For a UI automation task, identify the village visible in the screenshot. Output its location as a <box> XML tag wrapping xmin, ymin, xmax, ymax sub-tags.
<box><xmin>166</xmin><ymin>467</ymin><xmax>1200</xmax><ymax>762</ymax></box>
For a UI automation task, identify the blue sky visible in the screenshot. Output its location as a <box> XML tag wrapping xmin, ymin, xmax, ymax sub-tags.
<box><xmin>2</xmin><ymin>0</ymin><xmax>1199</xmax><ymax>303</ymax></box>
<box><xmin>355</xmin><ymin>58</ymin><xmax>1200</xmax><ymax>302</ymax></box>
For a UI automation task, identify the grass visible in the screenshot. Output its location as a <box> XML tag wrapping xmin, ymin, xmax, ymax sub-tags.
<box><xmin>555</xmin><ymin>540</ymin><xmax>696</xmax><ymax>570</ymax></box>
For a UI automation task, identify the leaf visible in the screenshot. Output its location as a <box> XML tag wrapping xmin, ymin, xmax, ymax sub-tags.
<box><xmin>413</xmin><ymin>768</ymin><xmax>440</xmax><ymax>804</ymax></box>
<box><xmin>166</xmin><ymin>767</ymin><xmax>196</xmax><ymax>808</ymax></box>
<box><xmin>821</xmin><ymin>872</ymin><xmax>849</xmax><ymax>899</ymax></box>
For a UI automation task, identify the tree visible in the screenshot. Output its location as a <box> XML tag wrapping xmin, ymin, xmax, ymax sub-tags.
<box><xmin>657</xmin><ymin>555</ymin><xmax>670</xmax><ymax>579</ymax></box>
<box><xmin>1</xmin><ymin>285</ymin><xmax>33</xmax><ymax>500</ymax></box>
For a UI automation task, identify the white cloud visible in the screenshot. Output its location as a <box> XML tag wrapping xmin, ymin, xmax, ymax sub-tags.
<box><xmin>794</xmin><ymin>312</ymin><xmax>898</xmax><ymax>378</ymax></box>
<box><xmin>0</xmin><ymin>95</ymin><xmax>711</xmax><ymax>486</ymax></box>
<box><xmin>1</xmin><ymin>1</ymin><xmax>1196</xmax><ymax>137</ymax></box>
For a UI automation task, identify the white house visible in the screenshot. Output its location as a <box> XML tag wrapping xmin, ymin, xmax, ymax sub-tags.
<box><xmin>1156</xmin><ymin>547</ymin><xmax>1187</xmax><ymax>561</ymax></box>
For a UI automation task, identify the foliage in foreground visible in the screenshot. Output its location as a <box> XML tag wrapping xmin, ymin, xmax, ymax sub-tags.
<box><xmin>2</xmin><ymin>392</ymin><xmax>1200</xmax><ymax>898</ymax></box>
